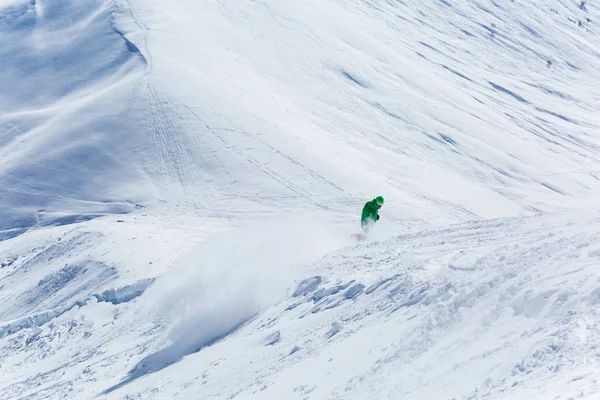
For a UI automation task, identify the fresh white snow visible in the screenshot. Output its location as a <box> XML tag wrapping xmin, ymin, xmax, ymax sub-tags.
<box><xmin>1</xmin><ymin>0</ymin><xmax>600</xmax><ymax>398</ymax></box>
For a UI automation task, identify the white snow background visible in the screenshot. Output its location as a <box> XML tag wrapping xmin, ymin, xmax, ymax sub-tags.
<box><xmin>1</xmin><ymin>0</ymin><xmax>600</xmax><ymax>398</ymax></box>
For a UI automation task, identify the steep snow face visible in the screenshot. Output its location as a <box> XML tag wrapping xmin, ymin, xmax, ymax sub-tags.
<box><xmin>126</xmin><ymin>0</ymin><xmax>600</xmax><ymax>222</ymax></box>
<box><xmin>2</xmin><ymin>0</ymin><xmax>599</xmax><ymax>235</ymax></box>
<box><xmin>1</xmin><ymin>0</ymin><xmax>600</xmax><ymax>399</ymax></box>
<box><xmin>0</xmin><ymin>0</ymin><xmax>152</xmax><ymax>238</ymax></box>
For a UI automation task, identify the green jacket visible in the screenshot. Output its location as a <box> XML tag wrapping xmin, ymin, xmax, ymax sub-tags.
<box><xmin>361</xmin><ymin>199</ymin><xmax>381</xmax><ymax>226</ymax></box>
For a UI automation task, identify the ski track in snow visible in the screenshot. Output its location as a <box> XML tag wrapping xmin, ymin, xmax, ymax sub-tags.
<box><xmin>0</xmin><ymin>0</ymin><xmax>599</xmax><ymax>398</ymax></box>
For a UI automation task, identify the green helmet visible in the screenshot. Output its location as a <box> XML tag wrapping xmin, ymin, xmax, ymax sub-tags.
<box><xmin>376</xmin><ymin>196</ymin><xmax>384</xmax><ymax>206</ymax></box>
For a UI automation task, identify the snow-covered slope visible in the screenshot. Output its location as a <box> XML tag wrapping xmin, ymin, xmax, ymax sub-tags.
<box><xmin>0</xmin><ymin>0</ymin><xmax>158</xmax><ymax>239</ymax></box>
<box><xmin>2</xmin><ymin>213</ymin><xmax>600</xmax><ymax>399</ymax></box>
<box><xmin>107</xmin><ymin>213</ymin><xmax>600</xmax><ymax>400</ymax></box>
<box><xmin>125</xmin><ymin>0</ymin><xmax>600</xmax><ymax>221</ymax></box>
<box><xmin>1</xmin><ymin>0</ymin><xmax>600</xmax><ymax>399</ymax></box>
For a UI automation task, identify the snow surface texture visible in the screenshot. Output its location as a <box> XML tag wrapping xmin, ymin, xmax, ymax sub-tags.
<box><xmin>0</xmin><ymin>0</ymin><xmax>599</xmax><ymax>399</ymax></box>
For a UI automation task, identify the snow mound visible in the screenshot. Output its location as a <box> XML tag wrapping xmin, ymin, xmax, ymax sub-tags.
<box><xmin>0</xmin><ymin>0</ymin><xmax>151</xmax><ymax>236</ymax></box>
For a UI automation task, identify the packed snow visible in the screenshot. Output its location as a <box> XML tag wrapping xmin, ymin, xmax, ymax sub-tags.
<box><xmin>0</xmin><ymin>0</ymin><xmax>599</xmax><ymax>399</ymax></box>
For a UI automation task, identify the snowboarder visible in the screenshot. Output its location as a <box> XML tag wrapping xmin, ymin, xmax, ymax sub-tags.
<box><xmin>361</xmin><ymin>196</ymin><xmax>384</xmax><ymax>233</ymax></box>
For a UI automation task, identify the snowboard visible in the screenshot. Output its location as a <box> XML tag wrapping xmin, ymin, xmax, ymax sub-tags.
<box><xmin>351</xmin><ymin>232</ymin><xmax>368</xmax><ymax>242</ymax></box>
